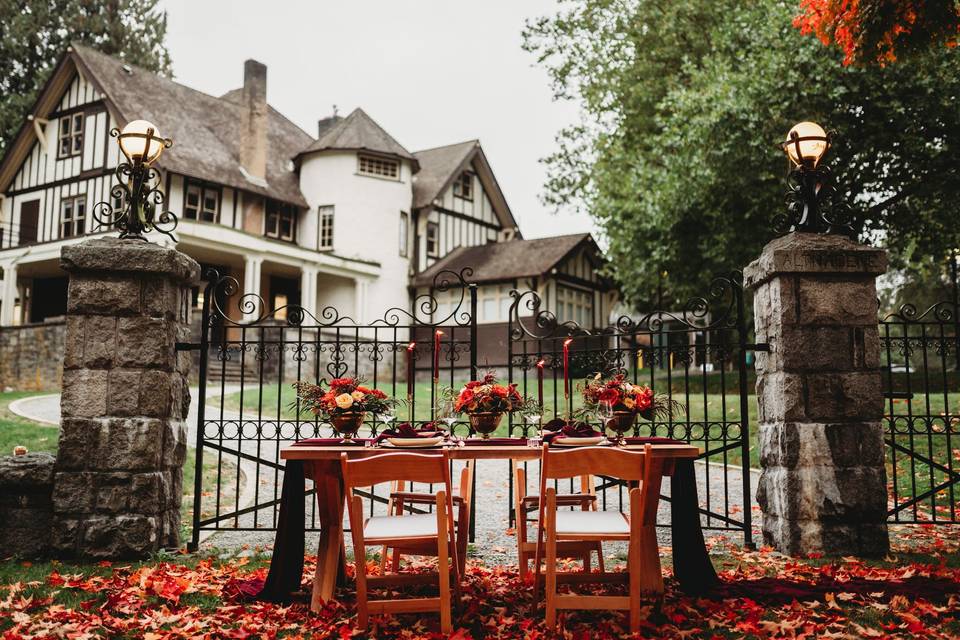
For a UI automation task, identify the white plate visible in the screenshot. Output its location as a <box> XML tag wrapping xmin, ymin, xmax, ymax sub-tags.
<box><xmin>386</xmin><ymin>437</ymin><xmax>444</xmax><ymax>448</ymax></box>
<box><xmin>553</xmin><ymin>436</ymin><xmax>604</xmax><ymax>446</ymax></box>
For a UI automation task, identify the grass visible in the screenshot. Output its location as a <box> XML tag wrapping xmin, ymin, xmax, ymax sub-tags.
<box><xmin>0</xmin><ymin>391</ymin><xmax>58</xmax><ymax>455</ymax></box>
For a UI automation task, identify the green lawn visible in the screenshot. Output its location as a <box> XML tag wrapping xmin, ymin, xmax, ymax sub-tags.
<box><xmin>0</xmin><ymin>391</ymin><xmax>59</xmax><ymax>455</ymax></box>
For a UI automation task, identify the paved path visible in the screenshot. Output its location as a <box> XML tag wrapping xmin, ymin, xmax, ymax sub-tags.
<box><xmin>9</xmin><ymin>392</ymin><xmax>760</xmax><ymax>561</ymax></box>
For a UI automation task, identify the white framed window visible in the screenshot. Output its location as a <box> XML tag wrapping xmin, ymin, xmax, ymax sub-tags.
<box><xmin>58</xmin><ymin>113</ymin><xmax>84</xmax><ymax>158</ymax></box>
<box><xmin>399</xmin><ymin>211</ymin><xmax>409</xmax><ymax>257</ymax></box>
<box><xmin>358</xmin><ymin>154</ymin><xmax>399</xmax><ymax>180</ymax></box>
<box><xmin>556</xmin><ymin>285</ymin><xmax>593</xmax><ymax>327</ymax></box>
<box><xmin>453</xmin><ymin>171</ymin><xmax>473</xmax><ymax>200</ymax></box>
<box><xmin>60</xmin><ymin>194</ymin><xmax>86</xmax><ymax>238</ymax></box>
<box><xmin>184</xmin><ymin>180</ymin><xmax>219</xmax><ymax>222</ymax></box>
<box><xmin>478</xmin><ymin>284</ymin><xmax>514</xmax><ymax>323</ymax></box>
<box><xmin>266</xmin><ymin>201</ymin><xmax>297</xmax><ymax>242</ymax></box>
<box><xmin>318</xmin><ymin>205</ymin><xmax>334</xmax><ymax>249</ymax></box>
<box><xmin>426</xmin><ymin>221</ymin><xmax>439</xmax><ymax>258</ymax></box>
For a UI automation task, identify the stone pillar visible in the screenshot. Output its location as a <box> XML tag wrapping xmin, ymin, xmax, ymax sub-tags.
<box><xmin>744</xmin><ymin>233</ymin><xmax>889</xmax><ymax>557</ymax></box>
<box><xmin>54</xmin><ymin>237</ymin><xmax>198</xmax><ymax>558</ymax></box>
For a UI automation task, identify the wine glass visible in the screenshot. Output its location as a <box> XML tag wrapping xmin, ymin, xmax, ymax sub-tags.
<box><xmin>597</xmin><ymin>400</ymin><xmax>615</xmax><ymax>442</ymax></box>
<box><xmin>525</xmin><ymin>410</ymin><xmax>543</xmax><ymax>447</ymax></box>
<box><xmin>376</xmin><ymin>407</ymin><xmax>396</xmax><ymax>444</ymax></box>
<box><xmin>439</xmin><ymin>399</ymin><xmax>458</xmax><ymax>438</ymax></box>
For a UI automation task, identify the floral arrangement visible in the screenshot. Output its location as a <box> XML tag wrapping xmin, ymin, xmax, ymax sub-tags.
<box><xmin>294</xmin><ymin>377</ymin><xmax>396</xmax><ymax>417</ymax></box>
<box><xmin>447</xmin><ymin>372</ymin><xmax>530</xmax><ymax>415</ymax></box>
<box><xmin>580</xmin><ymin>373</ymin><xmax>683</xmax><ymax>420</ymax></box>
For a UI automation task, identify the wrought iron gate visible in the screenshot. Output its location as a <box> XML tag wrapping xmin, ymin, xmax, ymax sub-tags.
<box><xmin>506</xmin><ymin>272</ymin><xmax>758</xmax><ymax>546</ymax></box>
<box><xmin>185</xmin><ymin>267</ymin><xmax>478</xmax><ymax>550</ymax></box>
<box><xmin>880</xmin><ymin>300</ymin><xmax>959</xmax><ymax>524</ymax></box>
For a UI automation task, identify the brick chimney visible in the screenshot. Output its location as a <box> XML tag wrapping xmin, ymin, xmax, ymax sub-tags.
<box><xmin>240</xmin><ymin>60</ymin><xmax>267</xmax><ymax>181</ymax></box>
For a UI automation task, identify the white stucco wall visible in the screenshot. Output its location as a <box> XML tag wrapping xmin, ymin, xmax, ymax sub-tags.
<box><xmin>298</xmin><ymin>150</ymin><xmax>413</xmax><ymax>322</ymax></box>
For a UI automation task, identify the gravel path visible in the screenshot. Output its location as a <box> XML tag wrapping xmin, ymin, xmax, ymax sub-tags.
<box><xmin>10</xmin><ymin>392</ymin><xmax>760</xmax><ymax>561</ymax></box>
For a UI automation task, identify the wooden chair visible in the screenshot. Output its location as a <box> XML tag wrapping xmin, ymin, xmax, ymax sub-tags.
<box><xmin>534</xmin><ymin>444</ymin><xmax>665</xmax><ymax>633</ymax></box>
<box><xmin>340</xmin><ymin>451</ymin><xmax>459</xmax><ymax>633</ymax></box>
<box><xmin>381</xmin><ymin>460</ymin><xmax>475</xmax><ymax>576</ymax></box>
<box><xmin>514</xmin><ymin>464</ymin><xmax>605</xmax><ymax>579</ymax></box>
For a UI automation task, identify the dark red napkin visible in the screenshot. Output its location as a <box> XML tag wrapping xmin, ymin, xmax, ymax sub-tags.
<box><xmin>462</xmin><ymin>437</ymin><xmax>527</xmax><ymax>446</ymax></box>
<box><xmin>542</xmin><ymin>419</ymin><xmax>603</xmax><ymax>443</ymax></box>
<box><xmin>373</xmin><ymin>422</ymin><xmax>443</xmax><ymax>444</ymax></box>
<box><xmin>292</xmin><ymin>437</ymin><xmax>370</xmax><ymax>446</ymax></box>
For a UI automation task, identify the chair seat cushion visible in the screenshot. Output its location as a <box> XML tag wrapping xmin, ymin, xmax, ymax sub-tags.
<box><xmin>555</xmin><ymin>510</ymin><xmax>630</xmax><ymax>536</ymax></box>
<box><xmin>364</xmin><ymin>514</ymin><xmax>438</xmax><ymax>540</ymax></box>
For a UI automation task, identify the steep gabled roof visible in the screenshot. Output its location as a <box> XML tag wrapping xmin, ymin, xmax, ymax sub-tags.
<box><xmin>0</xmin><ymin>44</ymin><xmax>313</xmax><ymax>206</ymax></box>
<box><xmin>412</xmin><ymin>140</ymin><xmax>477</xmax><ymax>209</ymax></box>
<box><xmin>413</xmin><ymin>233</ymin><xmax>600</xmax><ymax>286</ymax></box>
<box><xmin>295</xmin><ymin>108</ymin><xmax>417</xmax><ymax>168</ymax></box>
<box><xmin>71</xmin><ymin>44</ymin><xmax>312</xmax><ymax>206</ymax></box>
<box><xmin>412</xmin><ymin>140</ymin><xmax>521</xmax><ymax>235</ymax></box>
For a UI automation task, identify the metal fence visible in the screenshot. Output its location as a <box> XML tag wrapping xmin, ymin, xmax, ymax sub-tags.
<box><xmin>880</xmin><ymin>300</ymin><xmax>959</xmax><ymax>524</ymax></box>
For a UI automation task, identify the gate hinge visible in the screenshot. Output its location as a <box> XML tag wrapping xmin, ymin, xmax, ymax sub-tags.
<box><xmin>175</xmin><ymin>342</ymin><xmax>201</xmax><ymax>352</ymax></box>
<box><xmin>883</xmin><ymin>391</ymin><xmax>913</xmax><ymax>400</ymax></box>
<box><xmin>746</xmin><ymin>342</ymin><xmax>770</xmax><ymax>352</ymax></box>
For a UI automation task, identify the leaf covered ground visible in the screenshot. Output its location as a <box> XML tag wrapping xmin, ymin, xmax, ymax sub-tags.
<box><xmin>2</xmin><ymin>525</ymin><xmax>959</xmax><ymax>639</ymax></box>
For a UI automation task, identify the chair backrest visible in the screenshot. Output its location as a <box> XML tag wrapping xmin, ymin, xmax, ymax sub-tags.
<box><xmin>341</xmin><ymin>451</ymin><xmax>450</xmax><ymax>491</ymax></box>
<box><xmin>540</xmin><ymin>444</ymin><xmax>651</xmax><ymax>483</ymax></box>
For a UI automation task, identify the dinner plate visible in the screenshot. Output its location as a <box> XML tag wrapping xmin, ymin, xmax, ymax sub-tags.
<box><xmin>552</xmin><ymin>436</ymin><xmax>605</xmax><ymax>446</ymax></box>
<box><xmin>386</xmin><ymin>437</ymin><xmax>444</xmax><ymax>448</ymax></box>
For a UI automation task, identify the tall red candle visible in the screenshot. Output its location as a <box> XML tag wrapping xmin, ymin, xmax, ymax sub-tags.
<box><xmin>536</xmin><ymin>358</ymin><xmax>545</xmax><ymax>408</ymax></box>
<box><xmin>433</xmin><ymin>330</ymin><xmax>443</xmax><ymax>383</ymax></box>
<box><xmin>406</xmin><ymin>342</ymin><xmax>416</xmax><ymax>399</ymax></box>
<box><xmin>562</xmin><ymin>338</ymin><xmax>573</xmax><ymax>400</ymax></box>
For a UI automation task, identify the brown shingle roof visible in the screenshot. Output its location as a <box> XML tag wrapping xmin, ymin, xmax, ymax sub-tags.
<box><xmin>72</xmin><ymin>44</ymin><xmax>312</xmax><ymax>207</ymax></box>
<box><xmin>296</xmin><ymin>108</ymin><xmax>416</xmax><ymax>167</ymax></box>
<box><xmin>413</xmin><ymin>233</ymin><xmax>592</xmax><ymax>286</ymax></box>
<box><xmin>412</xmin><ymin>140</ymin><xmax>477</xmax><ymax>209</ymax></box>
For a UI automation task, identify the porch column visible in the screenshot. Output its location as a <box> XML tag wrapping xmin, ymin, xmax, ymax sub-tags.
<box><xmin>354</xmin><ymin>278</ymin><xmax>367</xmax><ymax>323</ymax></box>
<box><xmin>0</xmin><ymin>261</ymin><xmax>17</xmax><ymax>326</ymax></box>
<box><xmin>300</xmin><ymin>267</ymin><xmax>318</xmax><ymax>316</ymax></box>
<box><xmin>744</xmin><ymin>232</ymin><xmax>889</xmax><ymax>557</ymax></box>
<box><xmin>242</xmin><ymin>255</ymin><xmax>263</xmax><ymax>321</ymax></box>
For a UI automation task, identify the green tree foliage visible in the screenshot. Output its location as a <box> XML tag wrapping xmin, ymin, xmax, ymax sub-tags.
<box><xmin>523</xmin><ymin>0</ymin><xmax>960</xmax><ymax>308</ymax></box>
<box><xmin>0</xmin><ymin>0</ymin><xmax>171</xmax><ymax>153</ymax></box>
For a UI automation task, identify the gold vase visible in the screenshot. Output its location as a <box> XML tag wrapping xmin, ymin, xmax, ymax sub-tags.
<box><xmin>329</xmin><ymin>411</ymin><xmax>365</xmax><ymax>443</ymax></box>
<box><xmin>605</xmin><ymin>410</ymin><xmax>637</xmax><ymax>443</ymax></box>
<box><xmin>468</xmin><ymin>412</ymin><xmax>503</xmax><ymax>439</ymax></box>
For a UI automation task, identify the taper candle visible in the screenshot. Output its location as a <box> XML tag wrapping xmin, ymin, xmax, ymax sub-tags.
<box><xmin>433</xmin><ymin>330</ymin><xmax>443</xmax><ymax>383</ymax></box>
<box><xmin>536</xmin><ymin>358</ymin><xmax>545</xmax><ymax>409</ymax></box>
<box><xmin>562</xmin><ymin>338</ymin><xmax>573</xmax><ymax>400</ymax></box>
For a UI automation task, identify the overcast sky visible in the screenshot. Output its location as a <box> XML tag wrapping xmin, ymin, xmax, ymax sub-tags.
<box><xmin>158</xmin><ymin>0</ymin><xmax>595</xmax><ymax>239</ymax></box>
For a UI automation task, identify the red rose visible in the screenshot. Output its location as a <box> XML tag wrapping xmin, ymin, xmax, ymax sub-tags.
<box><xmin>491</xmin><ymin>385</ymin><xmax>508</xmax><ymax>398</ymax></box>
<box><xmin>598</xmin><ymin>387</ymin><xmax>620</xmax><ymax>405</ymax></box>
<box><xmin>457</xmin><ymin>389</ymin><xmax>475</xmax><ymax>411</ymax></box>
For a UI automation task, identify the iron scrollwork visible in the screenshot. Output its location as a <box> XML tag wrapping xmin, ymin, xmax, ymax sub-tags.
<box><xmin>92</xmin><ymin>128</ymin><xmax>177</xmax><ymax>242</ymax></box>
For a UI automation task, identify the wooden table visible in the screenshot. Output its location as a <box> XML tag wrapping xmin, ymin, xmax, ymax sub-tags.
<box><xmin>281</xmin><ymin>442</ymin><xmax>700</xmax><ymax>609</ymax></box>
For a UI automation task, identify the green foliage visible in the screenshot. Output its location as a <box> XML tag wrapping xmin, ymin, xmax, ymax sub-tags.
<box><xmin>523</xmin><ymin>0</ymin><xmax>960</xmax><ymax>306</ymax></box>
<box><xmin>0</xmin><ymin>0</ymin><xmax>172</xmax><ymax>152</ymax></box>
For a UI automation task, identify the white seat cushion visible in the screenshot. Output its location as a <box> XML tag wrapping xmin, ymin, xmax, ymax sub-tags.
<box><xmin>364</xmin><ymin>514</ymin><xmax>438</xmax><ymax>540</ymax></box>
<box><xmin>554</xmin><ymin>510</ymin><xmax>630</xmax><ymax>536</ymax></box>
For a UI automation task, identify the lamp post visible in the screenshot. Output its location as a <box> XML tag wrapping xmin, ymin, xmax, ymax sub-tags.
<box><xmin>776</xmin><ymin>121</ymin><xmax>853</xmax><ymax>237</ymax></box>
<box><xmin>92</xmin><ymin>119</ymin><xmax>178</xmax><ymax>242</ymax></box>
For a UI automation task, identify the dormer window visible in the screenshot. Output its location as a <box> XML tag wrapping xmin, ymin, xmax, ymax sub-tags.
<box><xmin>358</xmin><ymin>154</ymin><xmax>399</xmax><ymax>180</ymax></box>
<box><xmin>58</xmin><ymin>113</ymin><xmax>84</xmax><ymax>158</ymax></box>
<box><xmin>453</xmin><ymin>171</ymin><xmax>473</xmax><ymax>201</ymax></box>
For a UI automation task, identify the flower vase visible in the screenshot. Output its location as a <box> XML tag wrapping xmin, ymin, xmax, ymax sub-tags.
<box><xmin>330</xmin><ymin>411</ymin><xmax>366</xmax><ymax>443</ymax></box>
<box><xmin>469</xmin><ymin>412</ymin><xmax>503</xmax><ymax>439</ymax></box>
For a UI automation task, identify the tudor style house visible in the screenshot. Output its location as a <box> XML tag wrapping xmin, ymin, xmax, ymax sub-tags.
<box><xmin>0</xmin><ymin>44</ymin><xmax>613</xmax><ymax>337</ymax></box>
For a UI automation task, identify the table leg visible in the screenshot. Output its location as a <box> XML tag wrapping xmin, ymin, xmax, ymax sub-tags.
<box><xmin>309</xmin><ymin>460</ymin><xmax>346</xmax><ymax>610</ymax></box>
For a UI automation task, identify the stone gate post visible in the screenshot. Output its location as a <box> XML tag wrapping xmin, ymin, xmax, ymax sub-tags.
<box><xmin>53</xmin><ymin>237</ymin><xmax>199</xmax><ymax>558</ymax></box>
<box><xmin>744</xmin><ymin>232</ymin><xmax>889</xmax><ymax>556</ymax></box>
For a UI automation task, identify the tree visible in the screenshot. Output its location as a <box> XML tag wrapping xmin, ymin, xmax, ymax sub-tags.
<box><xmin>795</xmin><ymin>0</ymin><xmax>960</xmax><ymax>66</ymax></box>
<box><xmin>0</xmin><ymin>0</ymin><xmax>172</xmax><ymax>153</ymax></box>
<box><xmin>523</xmin><ymin>0</ymin><xmax>960</xmax><ymax>307</ymax></box>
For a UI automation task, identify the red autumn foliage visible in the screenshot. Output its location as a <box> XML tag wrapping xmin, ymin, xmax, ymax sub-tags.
<box><xmin>2</xmin><ymin>526</ymin><xmax>958</xmax><ymax>638</ymax></box>
<box><xmin>794</xmin><ymin>0</ymin><xmax>960</xmax><ymax>66</ymax></box>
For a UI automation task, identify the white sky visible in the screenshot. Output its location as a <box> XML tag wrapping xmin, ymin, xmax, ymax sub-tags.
<box><xmin>158</xmin><ymin>0</ymin><xmax>595</xmax><ymax>239</ymax></box>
